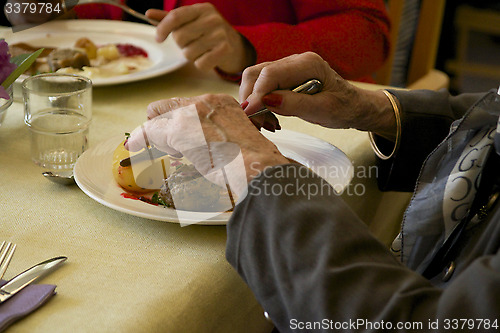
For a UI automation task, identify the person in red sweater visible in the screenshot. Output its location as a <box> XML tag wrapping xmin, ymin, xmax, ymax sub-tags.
<box><xmin>144</xmin><ymin>0</ymin><xmax>390</xmax><ymax>82</ymax></box>
<box><xmin>7</xmin><ymin>0</ymin><xmax>390</xmax><ymax>82</ymax></box>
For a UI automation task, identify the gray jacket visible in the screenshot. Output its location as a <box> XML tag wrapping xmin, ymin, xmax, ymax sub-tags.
<box><xmin>226</xmin><ymin>90</ymin><xmax>500</xmax><ymax>332</ymax></box>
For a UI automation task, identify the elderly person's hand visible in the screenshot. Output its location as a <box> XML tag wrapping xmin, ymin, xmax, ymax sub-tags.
<box><xmin>125</xmin><ymin>94</ymin><xmax>288</xmax><ymax>196</ymax></box>
<box><xmin>241</xmin><ymin>52</ymin><xmax>397</xmax><ymax>139</ymax></box>
<box><xmin>146</xmin><ymin>3</ymin><xmax>256</xmax><ymax>74</ymax></box>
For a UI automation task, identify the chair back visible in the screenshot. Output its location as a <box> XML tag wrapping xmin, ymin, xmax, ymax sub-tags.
<box><xmin>375</xmin><ymin>0</ymin><xmax>448</xmax><ymax>89</ymax></box>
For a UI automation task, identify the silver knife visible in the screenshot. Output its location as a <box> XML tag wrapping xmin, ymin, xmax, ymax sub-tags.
<box><xmin>119</xmin><ymin>146</ymin><xmax>175</xmax><ymax>167</ymax></box>
<box><xmin>0</xmin><ymin>256</ymin><xmax>67</xmax><ymax>303</ymax></box>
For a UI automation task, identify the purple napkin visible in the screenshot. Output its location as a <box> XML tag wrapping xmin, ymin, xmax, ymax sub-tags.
<box><xmin>0</xmin><ymin>280</ymin><xmax>56</xmax><ymax>332</ymax></box>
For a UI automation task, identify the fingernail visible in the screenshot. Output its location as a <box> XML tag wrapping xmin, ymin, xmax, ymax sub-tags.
<box><xmin>262</xmin><ymin>93</ymin><xmax>282</xmax><ymax>108</ymax></box>
<box><xmin>240</xmin><ymin>100</ymin><xmax>249</xmax><ymax>110</ymax></box>
<box><xmin>155</xmin><ymin>33</ymin><xmax>165</xmax><ymax>43</ymax></box>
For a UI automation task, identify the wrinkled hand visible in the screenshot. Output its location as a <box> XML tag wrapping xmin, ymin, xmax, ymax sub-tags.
<box><xmin>146</xmin><ymin>4</ymin><xmax>255</xmax><ymax>73</ymax></box>
<box><xmin>126</xmin><ymin>94</ymin><xmax>288</xmax><ymax>196</ymax></box>
<box><xmin>240</xmin><ymin>52</ymin><xmax>397</xmax><ymax>136</ymax></box>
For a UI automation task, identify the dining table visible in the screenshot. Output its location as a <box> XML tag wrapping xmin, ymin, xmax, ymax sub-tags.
<box><xmin>0</xmin><ymin>57</ymin><xmax>412</xmax><ymax>332</ymax></box>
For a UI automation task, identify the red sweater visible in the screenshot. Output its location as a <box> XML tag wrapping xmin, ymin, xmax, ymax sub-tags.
<box><xmin>75</xmin><ymin>0</ymin><xmax>390</xmax><ymax>82</ymax></box>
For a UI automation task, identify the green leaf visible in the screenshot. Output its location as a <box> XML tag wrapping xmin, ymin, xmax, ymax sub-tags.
<box><xmin>1</xmin><ymin>48</ymin><xmax>44</xmax><ymax>89</ymax></box>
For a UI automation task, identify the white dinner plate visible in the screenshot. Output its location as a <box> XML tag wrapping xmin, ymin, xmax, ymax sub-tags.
<box><xmin>74</xmin><ymin>130</ymin><xmax>353</xmax><ymax>225</ymax></box>
<box><xmin>3</xmin><ymin>20</ymin><xmax>188</xmax><ymax>86</ymax></box>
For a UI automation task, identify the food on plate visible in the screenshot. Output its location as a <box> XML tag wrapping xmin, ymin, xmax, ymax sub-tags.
<box><xmin>9</xmin><ymin>42</ymin><xmax>55</xmax><ymax>74</ymax></box>
<box><xmin>9</xmin><ymin>42</ymin><xmax>55</xmax><ymax>58</ymax></box>
<box><xmin>157</xmin><ymin>164</ymin><xmax>234</xmax><ymax>212</ymax></box>
<box><xmin>96</xmin><ymin>44</ymin><xmax>120</xmax><ymax>61</ymax></box>
<box><xmin>112</xmin><ymin>139</ymin><xmax>169</xmax><ymax>194</ymax></box>
<box><xmin>10</xmin><ymin>37</ymin><xmax>152</xmax><ymax>78</ymax></box>
<box><xmin>75</xmin><ymin>37</ymin><xmax>97</xmax><ymax>59</ymax></box>
<box><xmin>111</xmin><ymin>139</ymin><xmax>235</xmax><ymax>212</ymax></box>
<box><xmin>47</xmin><ymin>49</ymin><xmax>90</xmax><ymax>72</ymax></box>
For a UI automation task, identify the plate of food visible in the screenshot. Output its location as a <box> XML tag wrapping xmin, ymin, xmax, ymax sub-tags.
<box><xmin>3</xmin><ymin>20</ymin><xmax>188</xmax><ymax>86</ymax></box>
<box><xmin>73</xmin><ymin>130</ymin><xmax>354</xmax><ymax>225</ymax></box>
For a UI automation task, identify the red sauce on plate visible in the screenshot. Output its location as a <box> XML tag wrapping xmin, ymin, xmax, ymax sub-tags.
<box><xmin>116</xmin><ymin>44</ymin><xmax>148</xmax><ymax>58</ymax></box>
<box><xmin>120</xmin><ymin>192</ymin><xmax>157</xmax><ymax>206</ymax></box>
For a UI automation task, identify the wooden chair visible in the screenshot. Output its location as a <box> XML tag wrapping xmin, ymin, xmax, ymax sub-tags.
<box><xmin>375</xmin><ymin>0</ymin><xmax>449</xmax><ymax>90</ymax></box>
<box><xmin>445</xmin><ymin>5</ymin><xmax>500</xmax><ymax>91</ymax></box>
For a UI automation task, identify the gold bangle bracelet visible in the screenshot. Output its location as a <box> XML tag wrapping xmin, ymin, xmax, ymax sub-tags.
<box><xmin>368</xmin><ymin>90</ymin><xmax>402</xmax><ymax>160</ymax></box>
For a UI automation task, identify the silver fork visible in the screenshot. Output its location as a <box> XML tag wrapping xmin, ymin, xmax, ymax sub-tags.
<box><xmin>0</xmin><ymin>241</ymin><xmax>16</xmax><ymax>281</ymax></box>
<box><xmin>66</xmin><ymin>0</ymin><xmax>160</xmax><ymax>26</ymax></box>
<box><xmin>247</xmin><ymin>79</ymin><xmax>323</xmax><ymax>119</ymax></box>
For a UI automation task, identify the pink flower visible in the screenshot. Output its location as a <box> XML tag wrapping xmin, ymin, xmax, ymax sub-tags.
<box><xmin>0</xmin><ymin>39</ymin><xmax>17</xmax><ymax>99</ymax></box>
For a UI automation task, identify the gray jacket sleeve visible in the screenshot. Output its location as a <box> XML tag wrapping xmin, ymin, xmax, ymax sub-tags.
<box><xmin>226</xmin><ymin>165</ymin><xmax>500</xmax><ymax>332</ymax></box>
<box><xmin>376</xmin><ymin>89</ymin><xmax>485</xmax><ymax>191</ymax></box>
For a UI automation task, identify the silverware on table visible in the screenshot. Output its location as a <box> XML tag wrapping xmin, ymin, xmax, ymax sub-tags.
<box><xmin>0</xmin><ymin>256</ymin><xmax>67</xmax><ymax>304</ymax></box>
<box><xmin>247</xmin><ymin>79</ymin><xmax>323</xmax><ymax>119</ymax></box>
<box><xmin>42</xmin><ymin>171</ymin><xmax>76</xmax><ymax>185</ymax></box>
<box><xmin>66</xmin><ymin>0</ymin><xmax>159</xmax><ymax>26</ymax></box>
<box><xmin>0</xmin><ymin>242</ymin><xmax>16</xmax><ymax>281</ymax></box>
<box><xmin>119</xmin><ymin>79</ymin><xmax>323</xmax><ymax>167</ymax></box>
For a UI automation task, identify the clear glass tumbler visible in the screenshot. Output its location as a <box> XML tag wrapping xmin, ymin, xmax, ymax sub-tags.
<box><xmin>0</xmin><ymin>85</ymin><xmax>13</xmax><ymax>127</ymax></box>
<box><xmin>22</xmin><ymin>74</ymin><xmax>92</xmax><ymax>175</ymax></box>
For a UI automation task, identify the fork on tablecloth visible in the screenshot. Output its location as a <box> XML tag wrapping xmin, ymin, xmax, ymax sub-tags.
<box><xmin>0</xmin><ymin>241</ymin><xmax>16</xmax><ymax>280</ymax></box>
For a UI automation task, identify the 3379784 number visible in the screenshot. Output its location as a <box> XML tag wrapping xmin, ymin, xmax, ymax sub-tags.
<box><xmin>443</xmin><ymin>319</ymin><xmax>499</xmax><ymax>330</ymax></box>
<box><xmin>4</xmin><ymin>2</ymin><xmax>62</xmax><ymax>14</ymax></box>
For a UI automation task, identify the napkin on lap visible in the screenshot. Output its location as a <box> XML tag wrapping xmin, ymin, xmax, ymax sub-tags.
<box><xmin>0</xmin><ymin>280</ymin><xmax>56</xmax><ymax>332</ymax></box>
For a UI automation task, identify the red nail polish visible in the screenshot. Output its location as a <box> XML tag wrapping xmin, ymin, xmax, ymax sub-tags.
<box><xmin>262</xmin><ymin>93</ymin><xmax>282</xmax><ymax>108</ymax></box>
<box><xmin>240</xmin><ymin>100</ymin><xmax>249</xmax><ymax>110</ymax></box>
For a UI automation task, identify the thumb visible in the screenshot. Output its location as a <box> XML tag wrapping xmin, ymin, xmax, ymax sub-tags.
<box><xmin>147</xmin><ymin>98</ymin><xmax>190</xmax><ymax>119</ymax></box>
<box><xmin>125</xmin><ymin>120</ymin><xmax>180</xmax><ymax>157</ymax></box>
<box><xmin>145</xmin><ymin>9</ymin><xmax>168</xmax><ymax>21</ymax></box>
<box><xmin>125</xmin><ymin>125</ymin><xmax>150</xmax><ymax>152</ymax></box>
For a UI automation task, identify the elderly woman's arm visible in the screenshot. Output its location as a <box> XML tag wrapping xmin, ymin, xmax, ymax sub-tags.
<box><xmin>227</xmin><ymin>163</ymin><xmax>500</xmax><ymax>332</ymax></box>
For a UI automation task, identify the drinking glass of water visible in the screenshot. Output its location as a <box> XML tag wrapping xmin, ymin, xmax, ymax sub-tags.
<box><xmin>22</xmin><ymin>73</ymin><xmax>92</xmax><ymax>175</ymax></box>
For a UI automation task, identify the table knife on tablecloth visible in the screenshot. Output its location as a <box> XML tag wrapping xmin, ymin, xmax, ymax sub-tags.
<box><xmin>0</xmin><ymin>256</ymin><xmax>67</xmax><ymax>304</ymax></box>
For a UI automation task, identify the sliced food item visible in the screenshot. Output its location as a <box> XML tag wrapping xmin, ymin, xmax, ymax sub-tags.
<box><xmin>158</xmin><ymin>164</ymin><xmax>231</xmax><ymax>212</ymax></box>
<box><xmin>47</xmin><ymin>48</ymin><xmax>90</xmax><ymax>72</ymax></box>
<box><xmin>74</xmin><ymin>37</ymin><xmax>97</xmax><ymax>59</ymax></box>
